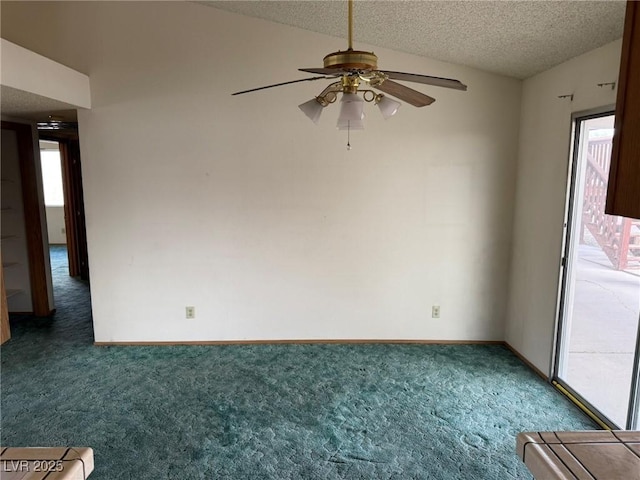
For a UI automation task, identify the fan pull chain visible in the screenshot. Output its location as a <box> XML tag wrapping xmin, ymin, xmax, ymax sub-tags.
<box><xmin>346</xmin><ymin>121</ymin><xmax>352</xmax><ymax>150</ymax></box>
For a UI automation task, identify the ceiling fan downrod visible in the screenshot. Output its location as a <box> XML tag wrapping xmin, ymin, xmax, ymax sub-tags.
<box><xmin>323</xmin><ymin>0</ymin><xmax>378</xmax><ymax>71</ymax></box>
<box><xmin>348</xmin><ymin>0</ymin><xmax>353</xmax><ymax>51</ymax></box>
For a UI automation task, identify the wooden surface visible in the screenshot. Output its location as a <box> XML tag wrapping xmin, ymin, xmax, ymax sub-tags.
<box><xmin>94</xmin><ymin>339</ymin><xmax>506</xmax><ymax>346</ymax></box>
<box><xmin>63</xmin><ymin>139</ymin><xmax>89</xmax><ymax>281</ymax></box>
<box><xmin>517</xmin><ymin>431</ymin><xmax>640</xmax><ymax>479</ymax></box>
<box><xmin>0</xmin><ymin>447</ymin><xmax>94</xmax><ymax>479</ymax></box>
<box><xmin>0</xmin><ymin>255</ymin><xmax>11</xmax><ymax>345</ymax></box>
<box><xmin>606</xmin><ymin>1</ymin><xmax>640</xmax><ymax>220</ymax></box>
<box><xmin>59</xmin><ymin>142</ymin><xmax>79</xmax><ymax>277</ymax></box>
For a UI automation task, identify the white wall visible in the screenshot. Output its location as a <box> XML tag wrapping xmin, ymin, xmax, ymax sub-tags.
<box><xmin>0</xmin><ymin>38</ymin><xmax>90</xmax><ymax>109</ymax></box>
<box><xmin>505</xmin><ymin>40</ymin><xmax>622</xmax><ymax>374</ymax></box>
<box><xmin>1</xmin><ymin>2</ymin><xmax>521</xmax><ymax>342</ymax></box>
<box><xmin>1</xmin><ymin>128</ymin><xmax>34</xmax><ymax>312</ymax></box>
<box><xmin>46</xmin><ymin>207</ymin><xmax>66</xmax><ymax>245</ymax></box>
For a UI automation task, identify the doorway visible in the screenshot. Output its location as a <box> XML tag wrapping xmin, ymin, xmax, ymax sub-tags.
<box><xmin>38</xmin><ymin>124</ymin><xmax>90</xmax><ymax>282</ymax></box>
<box><xmin>40</xmin><ymin>140</ymin><xmax>67</xmax><ymax>248</ymax></box>
<box><xmin>38</xmin><ymin>139</ymin><xmax>77</xmax><ymax>295</ymax></box>
<box><xmin>554</xmin><ymin>111</ymin><xmax>640</xmax><ymax>429</ymax></box>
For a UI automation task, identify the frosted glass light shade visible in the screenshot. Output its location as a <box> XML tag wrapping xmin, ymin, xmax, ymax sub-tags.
<box><xmin>377</xmin><ymin>95</ymin><xmax>401</xmax><ymax>119</ymax></box>
<box><xmin>337</xmin><ymin>93</ymin><xmax>364</xmax><ymax>129</ymax></box>
<box><xmin>336</xmin><ymin>118</ymin><xmax>365</xmax><ymax>130</ymax></box>
<box><xmin>298</xmin><ymin>98</ymin><xmax>324</xmax><ymax>124</ymax></box>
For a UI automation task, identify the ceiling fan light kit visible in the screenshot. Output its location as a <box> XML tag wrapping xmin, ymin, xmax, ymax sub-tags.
<box><xmin>337</xmin><ymin>93</ymin><xmax>365</xmax><ymax>131</ymax></box>
<box><xmin>298</xmin><ymin>98</ymin><xmax>324</xmax><ymax>124</ymax></box>
<box><xmin>233</xmin><ymin>0</ymin><xmax>467</xmax><ymax>147</ymax></box>
<box><xmin>376</xmin><ymin>95</ymin><xmax>401</xmax><ymax>120</ymax></box>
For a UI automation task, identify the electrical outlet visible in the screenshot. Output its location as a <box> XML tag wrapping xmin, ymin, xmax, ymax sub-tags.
<box><xmin>185</xmin><ymin>306</ymin><xmax>195</xmax><ymax>319</ymax></box>
<box><xmin>432</xmin><ymin>305</ymin><xmax>440</xmax><ymax>318</ymax></box>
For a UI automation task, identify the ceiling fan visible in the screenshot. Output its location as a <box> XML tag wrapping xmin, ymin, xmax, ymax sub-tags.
<box><xmin>232</xmin><ymin>0</ymin><xmax>467</xmax><ymax>135</ymax></box>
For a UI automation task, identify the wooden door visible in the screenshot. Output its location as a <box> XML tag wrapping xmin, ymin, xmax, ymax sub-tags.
<box><xmin>606</xmin><ymin>1</ymin><xmax>640</xmax><ymax>219</ymax></box>
<box><xmin>1</xmin><ymin>256</ymin><xmax>11</xmax><ymax>344</ymax></box>
<box><xmin>60</xmin><ymin>139</ymin><xmax>89</xmax><ymax>281</ymax></box>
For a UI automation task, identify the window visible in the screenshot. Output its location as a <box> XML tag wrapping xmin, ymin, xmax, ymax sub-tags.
<box><xmin>39</xmin><ymin>140</ymin><xmax>64</xmax><ymax>206</ymax></box>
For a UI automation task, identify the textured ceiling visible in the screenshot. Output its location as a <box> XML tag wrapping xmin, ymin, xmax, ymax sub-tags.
<box><xmin>1</xmin><ymin>85</ymin><xmax>78</xmax><ymax>122</ymax></box>
<box><xmin>0</xmin><ymin>1</ymin><xmax>625</xmax><ymax>122</ymax></box>
<box><xmin>205</xmin><ymin>0</ymin><xmax>626</xmax><ymax>79</ymax></box>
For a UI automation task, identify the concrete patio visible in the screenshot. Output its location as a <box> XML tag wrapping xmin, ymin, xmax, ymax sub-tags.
<box><xmin>563</xmin><ymin>242</ymin><xmax>640</xmax><ymax>427</ymax></box>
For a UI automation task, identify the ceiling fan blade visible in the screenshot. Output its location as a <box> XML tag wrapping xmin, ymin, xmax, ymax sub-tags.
<box><xmin>231</xmin><ymin>76</ymin><xmax>333</xmax><ymax>96</ymax></box>
<box><xmin>375</xmin><ymin>80</ymin><xmax>436</xmax><ymax>107</ymax></box>
<box><xmin>300</xmin><ymin>68</ymin><xmax>467</xmax><ymax>92</ymax></box>
<box><xmin>380</xmin><ymin>70</ymin><xmax>467</xmax><ymax>91</ymax></box>
<box><xmin>299</xmin><ymin>67</ymin><xmax>345</xmax><ymax>75</ymax></box>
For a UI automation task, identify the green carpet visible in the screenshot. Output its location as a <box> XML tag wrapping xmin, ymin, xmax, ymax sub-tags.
<box><xmin>1</xmin><ymin>246</ymin><xmax>594</xmax><ymax>479</ymax></box>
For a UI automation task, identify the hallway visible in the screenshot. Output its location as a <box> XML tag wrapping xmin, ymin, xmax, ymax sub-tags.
<box><xmin>8</xmin><ymin>245</ymin><xmax>94</xmax><ymax>345</ymax></box>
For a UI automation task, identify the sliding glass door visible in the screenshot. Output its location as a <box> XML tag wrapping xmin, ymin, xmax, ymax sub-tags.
<box><xmin>555</xmin><ymin>111</ymin><xmax>640</xmax><ymax>429</ymax></box>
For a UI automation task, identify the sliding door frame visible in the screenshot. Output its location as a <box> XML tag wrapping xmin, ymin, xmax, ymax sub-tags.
<box><xmin>552</xmin><ymin>106</ymin><xmax>640</xmax><ymax>430</ymax></box>
<box><xmin>628</xmin><ymin>320</ymin><xmax>640</xmax><ymax>428</ymax></box>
